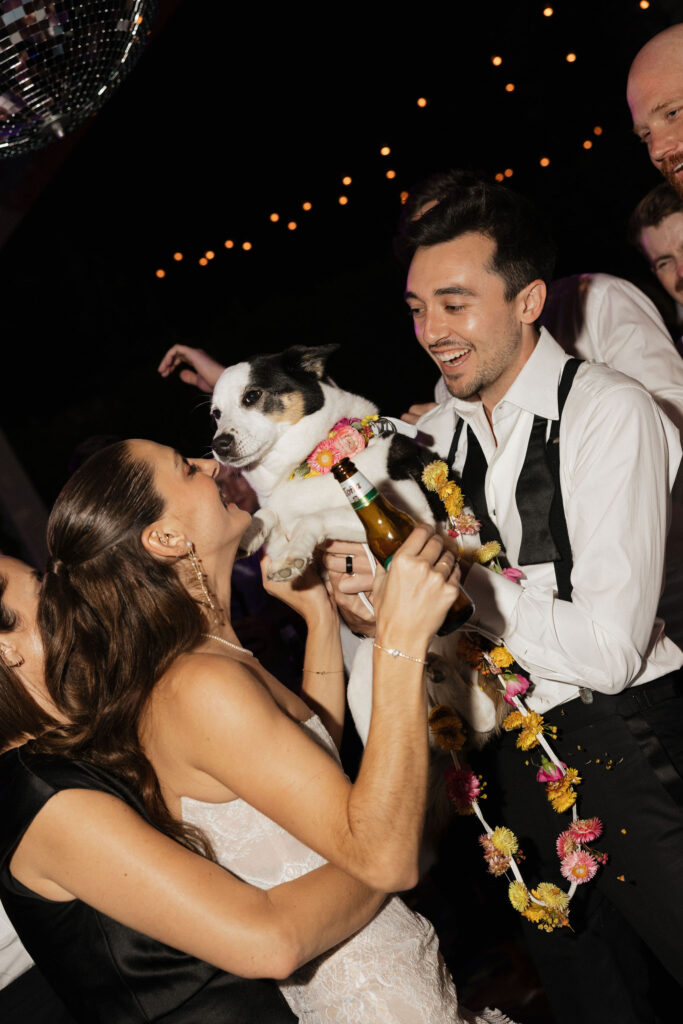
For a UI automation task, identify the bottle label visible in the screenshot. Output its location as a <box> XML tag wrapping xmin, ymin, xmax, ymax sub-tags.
<box><xmin>339</xmin><ymin>470</ymin><xmax>378</xmax><ymax>510</ymax></box>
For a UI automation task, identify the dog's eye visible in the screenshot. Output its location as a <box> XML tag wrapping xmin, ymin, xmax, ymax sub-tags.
<box><xmin>242</xmin><ymin>389</ymin><xmax>263</xmax><ymax>407</ymax></box>
<box><xmin>210</xmin><ymin>408</ymin><xmax>220</xmax><ymax>422</ymax></box>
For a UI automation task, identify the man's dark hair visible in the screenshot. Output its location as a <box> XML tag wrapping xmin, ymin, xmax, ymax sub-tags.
<box><xmin>628</xmin><ymin>183</ymin><xmax>683</xmax><ymax>254</ymax></box>
<box><xmin>397</xmin><ymin>177</ymin><xmax>557</xmax><ymax>301</ymax></box>
<box><xmin>398</xmin><ymin>168</ymin><xmax>487</xmax><ymax>232</ymax></box>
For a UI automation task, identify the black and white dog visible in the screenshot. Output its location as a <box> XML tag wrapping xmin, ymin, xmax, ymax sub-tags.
<box><xmin>210</xmin><ymin>343</ymin><xmax>500</xmax><ymax>746</ymax></box>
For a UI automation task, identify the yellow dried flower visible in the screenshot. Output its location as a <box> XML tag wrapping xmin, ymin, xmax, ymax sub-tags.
<box><xmin>522</xmin><ymin>902</ymin><xmax>547</xmax><ymax>924</ymax></box>
<box><xmin>428</xmin><ymin>704</ymin><xmax>467</xmax><ymax>752</ymax></box>
<box><xmin>489</xmin><ymin>646</ymin><xmax>514</xmax><ymax>669</ymax></box>
<box><xmin>550</xmin><ymin>788</ymin><xmax>578</xmax><ymax>813</ymax></box>
<box><xmin>475</xmin><ymin>541</ymin><xmax>501</xmax><ymax>564</ymax></box>
<box><xmin>502</xmin><ymin>710</ymin><xmax>525</xmax><ymax>731</ymax></box>
<box><xmin>508</xmin><ymin>881</ymin><xmax>530</xmax><ymax>912</ymax></box>
<box><xmin>517</xmin><ymin>728</ymin><xmax>541</xmax><ymax>751</ymax></box>
<box><xmin>534</xmin><ymin>884</ymin><xmax>570</xmax><ymax>913</ymax></box>
<box><xmin>491</xmin><ymin>826</ymin><xmax>519</xmax><ymax>857</ymax></box>
<box><xmin>438</xmin><ymin>481</ymin><xmax>465</xmax><ymax>518</ymax></box>
<box><xmin>422</xmin><ymin>461</ymin><xmax>449</xmax><ymax>491</ymax></box>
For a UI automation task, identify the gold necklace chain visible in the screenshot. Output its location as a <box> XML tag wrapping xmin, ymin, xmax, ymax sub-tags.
<box><xmin>201</xmin><ymin>632</ymin><xmax>254</xmax><ymax>657</ymax></box>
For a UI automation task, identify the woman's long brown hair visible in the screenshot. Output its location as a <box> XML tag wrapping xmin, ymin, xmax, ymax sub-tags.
<box><xmin>36</xmin><ymin>441</ymin><xmax>214</xmax><ymax>859</ymax></box>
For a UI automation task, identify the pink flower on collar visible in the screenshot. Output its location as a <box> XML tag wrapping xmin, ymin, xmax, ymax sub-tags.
<box><xmin>307</xmin><ymin>438</ymin><xmax>343</xmax><ymax>473</ymax></box>
<box><xmin>503</xmin><ymin>674</ymin><xmax>530</xmax><ymax>705</ymax></box>
<box><xmin>333</xmin><ymin>424</ymin><xmax>367</xmax><ymax>459</ymax></box>
<box><xmin>329</xmin><ymin>418</ymin><xmax>351</xmax><ymax>434</ymax></box>
<box><xmin>502</xmin><ymin>567</ymin><xmax>524</xmax><ymax>582</ymax></box>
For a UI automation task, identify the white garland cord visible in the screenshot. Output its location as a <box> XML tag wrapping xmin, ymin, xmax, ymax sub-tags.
<box><xmin>357</xmin><ymin>541</ymin><xmax>376</xmax><ymax>615</ymax></box>
<box><xmin>451</xmin><ymin>688</ymin><xmax>578</xmax><ymax>907</ymax></box>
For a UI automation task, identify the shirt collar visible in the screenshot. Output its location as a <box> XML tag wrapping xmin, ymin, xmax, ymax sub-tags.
<box><xmin>449</xmin><ymin>327</ymin><xmax>570</xmax><ymax>423</ymax></box>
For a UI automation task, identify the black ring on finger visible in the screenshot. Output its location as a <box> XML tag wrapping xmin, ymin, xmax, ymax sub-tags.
<box><xmin>345</xmin><ymin>555</ymin><xmax>354</xmax><ymax>575</ymax></box>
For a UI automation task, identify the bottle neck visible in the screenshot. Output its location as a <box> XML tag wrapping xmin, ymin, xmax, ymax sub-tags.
<box><xmin>337</xmin><ymin>467</ymin><xmax>379</xmax><ymax>511</ymax></box>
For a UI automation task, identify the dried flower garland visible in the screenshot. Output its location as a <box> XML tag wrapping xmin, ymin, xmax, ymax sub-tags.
<box><xmin>423</xmin><ymin>459</ymin><xmax>607</xmax><ymax>932</ymax></box>
<box><xmin>291</xmin><ymin>415</ymin><xmax>379</xmax><ymax>479</ymax></box>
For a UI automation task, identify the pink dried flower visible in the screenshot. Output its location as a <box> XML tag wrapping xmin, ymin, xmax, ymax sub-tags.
<box><xmin>333</xmin><ymin>425</ymin><xmax>367</xmax><ymax>459</ymax></box>
<box><xmin>536</xmin><ymin>759</ymin><xmax>566</xmax><ymax>783</ymax></box>
<box><xmin>556</xmin><ymin>830</ymin><xmax>578</xmax><ymax>859</ymax></box>
<box><xmin>449</xmin><ymin>513</ymin><xmax>481</xmax><ymax>536</ymax></box>
<box><xmin>504</xmin><ymin>674</ymin><xmax>530</xmax><ymax>705</ymax></box>
<box><xmin>329</xmin><ymin>418</ymin><xmax>351</xmax><ymax>433</ymax></box>
<box><xmin>560</xmin><ymin>849</ymin><xmax>598</xmax><ymax>884</ymax></box>
<box><xmin>567</xmin><ymin>817</ymin><xmax>603</xmax><ymax>844</ymax></box>
<box><xmin>480</xmin><ymin>834</ymin><xmax>511</xmax><ymax>877</ymax></box>
<box><xmin>445</xmin><ymin>765</ymin><xmax>480</xmax><ymax>813</ymax></box>
<box><xmin>307</xmin><ymin>438</ymin><xmax>343</xmax><ymax>473</ymax></box>
<box><xmin>502</xmin><ymin>567</ymin><xmax>524</xmax><ymax>582</ymax></box>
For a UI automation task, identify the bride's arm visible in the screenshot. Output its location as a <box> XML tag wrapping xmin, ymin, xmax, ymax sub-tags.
<box><xmin>177</xmin><ymin>528</ymin><xmax>460</xmax><ymax>892</ymax></box>
<box><xmin>261</xmin><ymin>557</ymin><xmax>346</xmax><ymax>749</ymax></box>
<box><xmin>10</xmin><ymin>787</ymin><xmax>384</xmax><ymax>980</ymax></box>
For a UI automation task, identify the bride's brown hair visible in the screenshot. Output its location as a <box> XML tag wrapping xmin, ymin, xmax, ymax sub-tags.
<box><xmin>37</xmin><ymin>441</ymin><xmax>214</xmax><ymax>858</ymax></box>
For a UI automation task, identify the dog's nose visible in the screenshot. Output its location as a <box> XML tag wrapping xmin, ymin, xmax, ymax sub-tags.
<box><xmin>212</xmin><ymin>433</ymin><xmax>234</xmax><ymax>459</ymax></box>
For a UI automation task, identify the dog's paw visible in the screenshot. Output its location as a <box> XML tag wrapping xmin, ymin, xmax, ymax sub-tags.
<box><xmin>266</xmin><ymin>554</ymin><xmax>309</xmax><ymax>581</ymax></box>
<box><xmin>238</xmin><ymin>510</ymin><xmax>277</xmax><ymax>556</ymax></box>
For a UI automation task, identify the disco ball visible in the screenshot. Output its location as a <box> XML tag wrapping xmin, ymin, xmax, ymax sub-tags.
<box><xmin>0</xmin><ymin>0</ymin><xmax>158</xmax><ymax>158</ymax></box>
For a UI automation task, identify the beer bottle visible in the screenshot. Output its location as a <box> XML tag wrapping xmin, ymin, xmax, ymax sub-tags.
<box><xmin>331</xmin><ymin>457</ymin><xmax>473</xmax><ymax>633</ymax></box>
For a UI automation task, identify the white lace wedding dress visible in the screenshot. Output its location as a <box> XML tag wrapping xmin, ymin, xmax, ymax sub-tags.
<box><xmin>182</xmin><ymin>715</ymin><xmax>514</xmax><ymax>1024</ymax></box>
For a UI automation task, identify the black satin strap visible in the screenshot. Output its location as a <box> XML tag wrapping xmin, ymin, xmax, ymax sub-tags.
<box><xmin>447</xmin><ymin>358</ymin><xmax>583</xmax><ymax>598</ymax></box>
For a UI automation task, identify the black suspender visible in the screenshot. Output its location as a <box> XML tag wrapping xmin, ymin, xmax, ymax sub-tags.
<box><xmin>448</xmin><ymin>358</ymin><xmax>583</xmax><ymax>601</ymax></box>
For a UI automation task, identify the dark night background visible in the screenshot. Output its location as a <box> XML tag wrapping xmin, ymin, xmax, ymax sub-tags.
<box><xmin>2</xmin><ymin>0</ymin><xmax>682</xmax><ymax>511</ymax></box>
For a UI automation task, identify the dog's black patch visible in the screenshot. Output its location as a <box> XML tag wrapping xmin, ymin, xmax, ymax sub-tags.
<box><xmin>248</xmin><ymin>345</ymin><xmax>338</xmax><ymax>416</ymax></box>
<box><xmin>387</xmin><ymin>434</ymin><xmax>449</xmax><ymax>523</ymax></box>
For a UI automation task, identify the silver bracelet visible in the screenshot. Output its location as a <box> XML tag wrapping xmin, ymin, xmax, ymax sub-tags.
<box><xmin>373</xmin><ymin>642</ymin><xmax>427</xmax><ymax>665</ymax></box>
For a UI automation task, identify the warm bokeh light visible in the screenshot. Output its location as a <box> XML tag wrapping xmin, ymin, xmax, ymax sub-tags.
<box><xmin>173</xmin><ymin>252</ymin><xmax>183</xmax><ymax>262</ymax></box>
<box><xmin>380</xmin><ymin>146</ymin><xmax>391</xmax><ymax>156</ymax></box>
<box><xmin>504</xmin><ymin>168</ymin><xmax>513</xmax><ymax>178</ymax></box>
<box><xmin>302</xmin><ymin>201</ymin><xmax>312</xmax><ymax>211</ymax></box>
<box><xmin>639</xmin><ymin>0</ymin><xmax>649</xmax><ymax>8</ymax></box>
<box><xmin>155</xmin><ymin>269</ymin><xmax>165</xmax><ymax>278</ymax></box>
<box><xmin>566</xmin><ymin>52</ymin><xmax>577</xmax><ymax>63</ymax></box>
<box><xmin>224</xmin><ymin>239</ymin><xmax>234</xmax><ymax>249</ymax></box>
<box><xmin>417</xmin><ymin>97</ymin><xmax>427</xmax><ymax>107</ymax></box>
<box><xmin>505</xmin><ymin>82</ymin><xmax>515</xmax><ymax>92</ymax></box>
<box><xmin>198</xmin><ymin>257</ymin><xmax>208</xmax><ymax>266</ymax></box>
<box><xmin>400</xmin><ymin>190</ymin><xmax>409</xmax><ymax>204</ymax></box>
<box><xmin>339</xmin><ymin>195</ymin><xmax>349</xmax><ymax>205</ymax></box>
<box><xmin>205</xmin><ymin>250</ymin><xmax>215</xmax><ymax>260</ymax></box>
<box><xmin>495</xmin><ymin>172</ymin><xmax>504</xmax><ymax>182</ymax></box>
<box><xmin>543</xmin><ymin>6</ymin><xmax>553</xmax><ymax>15</ymax></box>
<box><xmin>583</xmin><ymin>139</ymin><xmax>593</xmax><ymax>150</ymax></box>
<box><xmin>242</xmin><ymin>241</ymin><xmax>252</xmax><ymax>251</ymax></box>
<box><xmin>269</xmin><ymin>213</ymin><xmax>280</xmax><ymax>222</ymax></box>
<box><xmin>342</xmin><ymin>175</ymin><xmax>352</xmax><ymax>185</ymax></box>
<box><xmin>287</xmin><ymin>221</ymin><xmax>297</xmax><ymax>231</ymax></box>
<box><xmin>540</xmin><ymin>156</ymin><xmax>550</xmax><ymax>167</ymax></box>
<box><xmin>492</xmin><ymin>56</ymin><xmax>502</xmax><ymax>66</ymax></box>
<box><xmin>386</xmin><ymin>169</ymin><xmax>396</xmax><ymax>179</ymax></box>
<box><xmin>593</xmin><ymin>125</ymin><xmax>603</xmax><ymax>136</ymax></box>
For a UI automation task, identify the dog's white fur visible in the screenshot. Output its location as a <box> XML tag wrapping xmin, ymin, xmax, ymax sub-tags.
<box><xmin>211</xmin><ymin>354</ymin><xmax>500</xmax><ymax>742</ymax></box>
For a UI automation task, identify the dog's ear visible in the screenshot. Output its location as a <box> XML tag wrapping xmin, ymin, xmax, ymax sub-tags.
<box><xmin>282</xmin><ymin>344</ymin><xmax>339</xmax><ymax>380</ymax></box>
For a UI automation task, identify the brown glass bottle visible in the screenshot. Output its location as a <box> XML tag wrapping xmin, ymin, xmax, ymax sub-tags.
<box><xmin>332</xmin><ymin>457</ymin><xmax>473</xmax><ymax>633</ymax></box>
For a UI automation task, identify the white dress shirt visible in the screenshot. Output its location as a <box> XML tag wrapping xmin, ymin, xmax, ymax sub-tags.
<box><xmin>419</xmin><ymin>329</ymin><xmax>683</xmax><ymax>714</ymax></box>
<box><xmin>0</xmin><ymin>903</ymin><xmax>32</xmax><ymax>989</ymax></box>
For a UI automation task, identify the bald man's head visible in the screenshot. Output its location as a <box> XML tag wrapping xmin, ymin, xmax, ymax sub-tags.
<box><xmin>628</xmin><ymin>24</ymin><xmax>683</xmax><ymax>196</ymax></box>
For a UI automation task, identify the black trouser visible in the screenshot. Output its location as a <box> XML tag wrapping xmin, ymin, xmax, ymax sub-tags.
<box><xmin>478</xmin><ymin>669</ymin><xmax>683</xmax><ymax>1024</ymax></box>
<box><xmin>0</xmin><ymin>965</ymin><xmax>75</xmax><ymax>1024</ymax></box>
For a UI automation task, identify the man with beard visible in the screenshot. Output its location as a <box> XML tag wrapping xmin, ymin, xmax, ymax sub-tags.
<box><xmin>628</xmin><ymin>23</ymin><xmax>683</xmax><ymax>198</ymax></box>
<box><xmin>630</xmin><ymin>182</ymin><xmax>683</xmax><ymax>349</ymax></box>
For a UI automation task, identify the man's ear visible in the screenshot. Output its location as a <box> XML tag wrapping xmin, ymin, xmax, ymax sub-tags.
<box><xmin>0</xmin><ymin>641</ymin><xmax>24</xmax><ymax>669</ymax></box>
<box><xmin>283</xmin><ymin>344</ymin><xmax>340</xmax><ymax>380</ymax></box>
<box><xmin>518</xmin><ymin>279</ymin><xmax>547</xmax><ymax>324</ymax></box>
<box><xmin>142</xmin><ymin>523</ymin><xmax>189</xmax><ymax>561</ymax></box>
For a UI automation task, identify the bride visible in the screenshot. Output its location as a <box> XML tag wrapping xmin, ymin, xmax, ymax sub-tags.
<box><xmin>36</xmin><ymin>439</ymin><xmax>513</xmax><ymax>1023</ymax></box>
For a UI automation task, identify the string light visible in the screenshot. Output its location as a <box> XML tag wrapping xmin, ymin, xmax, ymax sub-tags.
<box><xmin>540</xmin><ymin>156</ymin><xmax>550</xmax><ymax>167</ymax></box>
<box><xmin>583</xmin><ymin>139</ymin><xmax>593</xmax><ymax>150</ymax></box>
<box><xmin>224</xmin><ymin>239</ymin><xmax>234</xmax><ymax>249</ymax></box>
<box><xmin>269</xmin><ymin>213</ymin><xmax>280</xmax><ymax>222</ymax></box>
<box><xmin>205</xmin><ymin>250</ymin><xmax>215</xmax><ymax>260</ymax></box>
<box><xmin>386</xmin><ymin>169</ymin><xmax>396</xmax><ymax>179</ymax></box>
<box><xmin>543</xmin><ymin>6</ymin><xmax>553</xmax><ymax>15</ymax></box>
<box><xmin>505</xmin><ymin>83</ymin><xmax>515</xmax><ymax>92</ymax></box>
<box><xmin>242</xmin><ymin>241</ymin><xmax>252</xmax><ymax>251</ymax></box>
<box><xmin>492</xmin><ymin>56</ymin><xmax>503</xmax><ymax>66</ymax></box>
<box><xmin>504</xmin><ymin>168</ymin><xmax>513</xmax><ymax>178</ymax></box>
<box><xmin>593</xmin><ymin>125</ymin><xmax>603</xmax><ymax>136</ymax></box>
<box><xmin>342</xmin><ymin>175</ymin><xmax>352</xmax><ymax>185</ymax></box>
<box><xmin>155</xmin><ymin>269</ymin><xmax>165</xmax><ymax>278</ymax></box>
<box><xmin>198</xmin><ymin>257</ymin><xmax>208</xmax><ymax>266</ymax></box>
<box><xmin>173</xmin><ymin>252</ymin><xmax>183</xmax><ymax>262</ymax></box>
<box><xmin>380</xmin><ymin>146</ymin><xmax>391</xmax><ymax>156</ymax></box>
<box><xmin>302</xmin><ymin>201</ymin><xmax>312</xmax><ymax>211</ymax></box>
<box><xmin>566</xmin><ymin>52</ymin><xmax>577</xmax><ymax>63</ymax></box>
<box><xmin>639</xmin><ymin>0</ymin><xmax>649</xmax><ymax>8</ymax></box>
<box><xmin>338</xmin><ymin>195</ymin><xmax>349</xmax><ymax>205</ymax></box>
<box><xmin>495</xmin><ymin>172</ymin><xmax>504</xmax><ymax>181</ymax></box>
<box><xmin>400</xmin><ymin>190</ymin><xmax>409</xmax><ymax>204</ymax></box>
<box><xmin>287</xmin><ymin>221</ymin><xmax>297</xmax><ymax>231</ymax></box>
<box><xmin>417</xmin><ymin>97</ymin><xmax>427</xmax><ymax>107</ymax></box>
